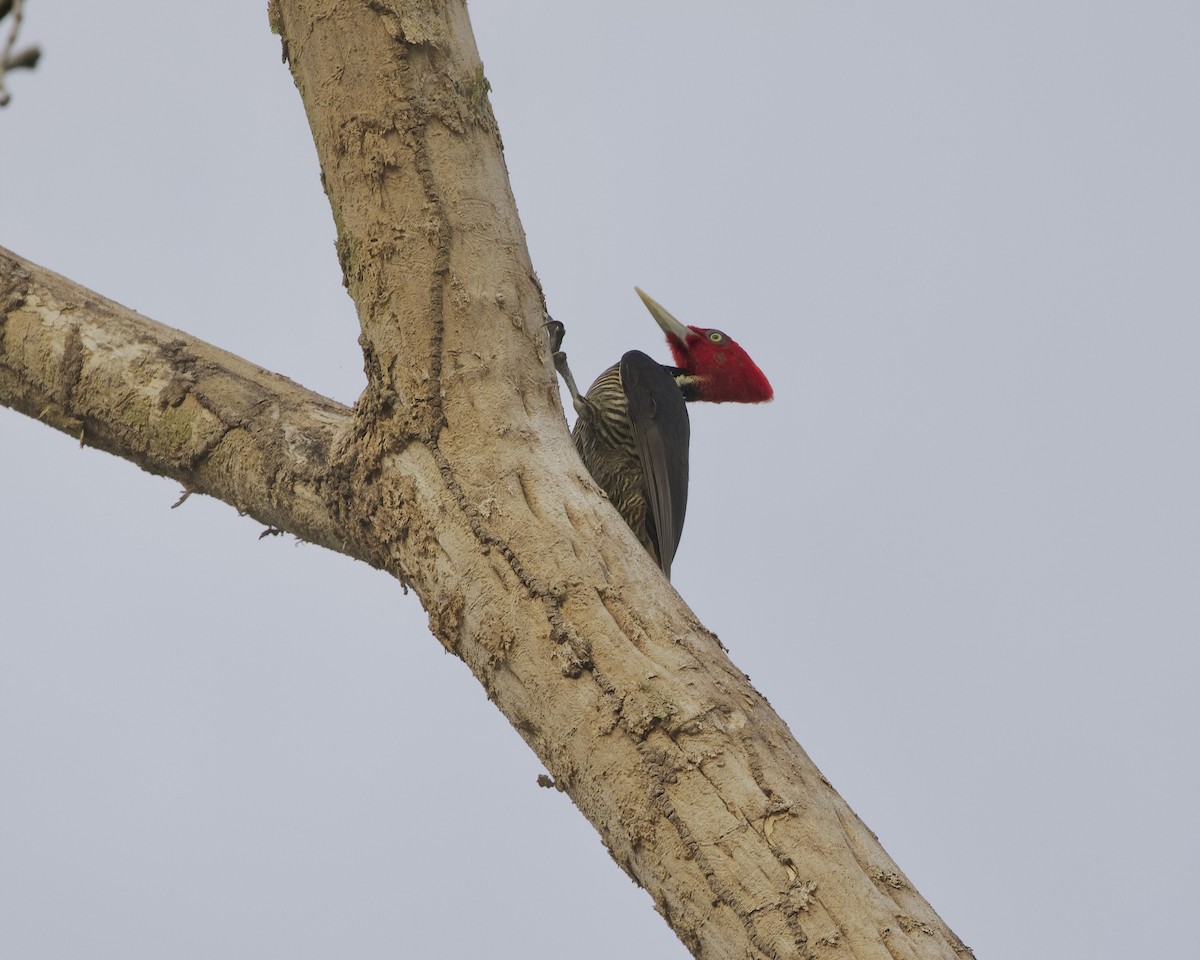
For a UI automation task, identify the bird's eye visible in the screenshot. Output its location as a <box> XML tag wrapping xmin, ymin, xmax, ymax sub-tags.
<box><xmin>707</xmin><ymin>331</ymin><xmax>726</xmax><ymax>343</ymax></box>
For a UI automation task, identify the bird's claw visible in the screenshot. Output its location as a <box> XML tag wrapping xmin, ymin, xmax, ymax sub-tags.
<box><xmin>544</xmin><ymin>318</ymin><xmax>566</xmax><ymax>354</ymax></box>
<box><xmin>545</xmin><ymin>319</ymin><xmax>574</xmax><ymax>380</ymax></box>
<box><xmin>545</xmin><ymin>317</ymin><xmax>586</xmax><ymax>411</ymax></box>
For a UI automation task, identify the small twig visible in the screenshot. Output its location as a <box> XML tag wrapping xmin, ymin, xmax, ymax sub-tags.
<box><xmin>0</xmin><ymin>0</ymin><xmax>23</xmax><ymax>79</ymax></box>
<box><xmin>5</xmin><ymin>45</ymin><xmax>38</xmax><ymax>71</ymax></box>
<box><xmin>171</xmin><ymin>489</ymin><xmax>192</xmax><ymax>509</ymax></box>
<box><xmin>1</xmin><ymin>0</ymin><xmax>39</xmax><ymax>108</ymax></box>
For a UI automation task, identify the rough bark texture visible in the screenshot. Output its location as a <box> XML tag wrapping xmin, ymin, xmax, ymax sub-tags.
<box><xmin>0</xmin><ymin>248</ymin><xmax>357</xmax><ymax>552</ymax></box>
<box><xmin>0</xmin><ymin>2</ymin><xmax>975</xmax><ymax>957</ymax></box>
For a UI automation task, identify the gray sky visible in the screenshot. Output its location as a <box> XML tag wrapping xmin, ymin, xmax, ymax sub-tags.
<box><xmin>3</xmin><ymin>2</ymin><xmax>1198</xmax><ymax>957</ymax></box>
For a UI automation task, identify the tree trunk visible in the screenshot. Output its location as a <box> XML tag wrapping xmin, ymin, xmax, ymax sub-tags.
<box><xmin>0</xmin><ymin>2</ymin><xmax>973</xmax><ymax>957</ymax></box>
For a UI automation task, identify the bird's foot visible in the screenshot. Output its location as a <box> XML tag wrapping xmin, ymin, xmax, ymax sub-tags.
<box><xmin>545</xmin><ymin>318</ymin><xmax>566</xmax><ymax>355</ymax></box>
<box><xmin>544</xmin><ymin>318</ymin><xmax>574</xmax><ymax>383</ymax></box>
<box><xmin>544</xmin><ymin>318</ymin><xmax>587</xmax><ymax>414</ymax></box>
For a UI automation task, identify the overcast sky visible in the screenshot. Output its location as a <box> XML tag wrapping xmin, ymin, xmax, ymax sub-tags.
<box><xmin>3</xmin><ymin>2</ymin><xmax>1198</xmax><ymax>957</ymax></box>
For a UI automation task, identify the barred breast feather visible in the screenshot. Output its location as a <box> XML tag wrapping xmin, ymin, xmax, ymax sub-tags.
<box><xmin>571</xmin><ymin>351</ymin><xmax>689</xmax><ymax>578</ymax></box>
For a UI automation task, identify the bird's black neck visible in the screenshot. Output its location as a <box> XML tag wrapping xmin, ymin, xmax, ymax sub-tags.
<box><xmin>665</xmin><ymin>366</ymin><xmax>700</xmax><ymax>402</ymax></box>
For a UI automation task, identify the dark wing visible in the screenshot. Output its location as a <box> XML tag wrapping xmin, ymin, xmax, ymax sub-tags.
<box><xmin>620</xmin><ymin>350</ymin><xmax>690</xmax><ymax>579</ymax></box>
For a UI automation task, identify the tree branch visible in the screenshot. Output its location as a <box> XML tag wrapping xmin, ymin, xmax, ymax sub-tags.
<box><xmin>1</xmin><ymin>2</ymin><xmax>975</xmax><ymax>956</ymax></box>
<box><xmin>0</xmin><ymin>0</ymin><xmax>39</xmax><ymax>106</ymax></box>
<box><xmin>0</xmin><ymin>247</ymin><xmax>359</xmax><ymax>556</ymax></box>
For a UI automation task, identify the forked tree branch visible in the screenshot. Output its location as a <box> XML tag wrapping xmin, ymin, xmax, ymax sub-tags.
<box><xmin>0</xmin><ymin>2</ymin><xmax>973</xmax><ymax>956</ymax></box>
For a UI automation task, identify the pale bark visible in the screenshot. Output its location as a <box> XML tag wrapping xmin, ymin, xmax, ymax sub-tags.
<box><xmin>0</xmin><ymin>248</ymin><xmax>357</xmax><ymax>552</ymax></box>
<box><xmin>0</xmin><ymin>2</ymin><xmax>974</xmax><ymax>957</ymax></box>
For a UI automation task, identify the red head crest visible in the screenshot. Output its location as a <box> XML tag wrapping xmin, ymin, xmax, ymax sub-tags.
<box><xmin>635</xmin><ymin>288</ymin><xmax>774</xmax><ymax>404</ymax></box>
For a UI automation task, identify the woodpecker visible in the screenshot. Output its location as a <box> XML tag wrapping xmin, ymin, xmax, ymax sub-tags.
<box><xmin>549</xmin><ymin>288</ymin><xmax>773</xmax><ymax>579</ymax></box>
